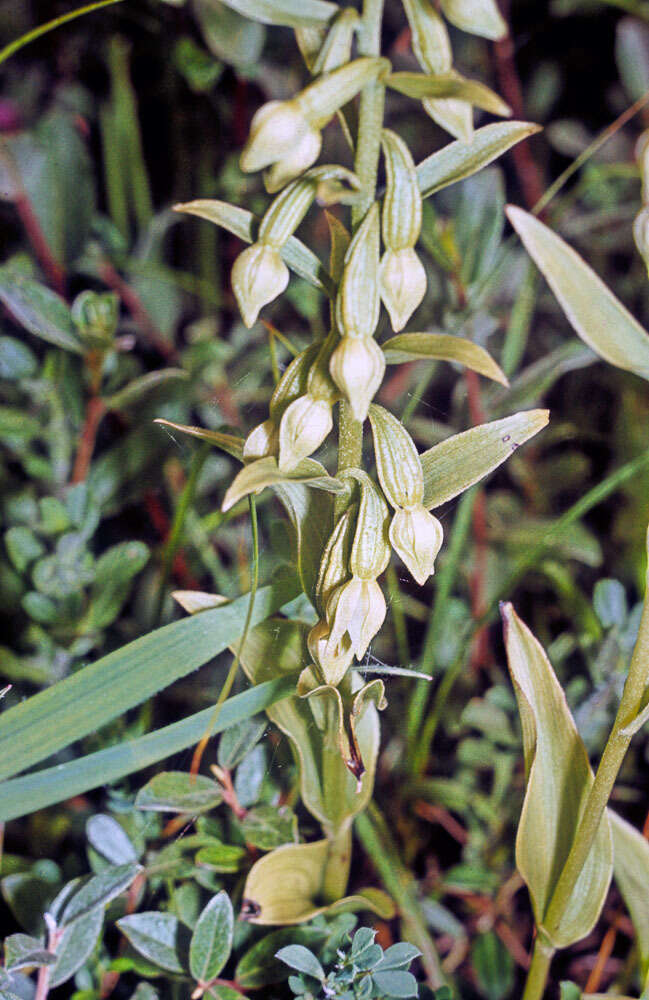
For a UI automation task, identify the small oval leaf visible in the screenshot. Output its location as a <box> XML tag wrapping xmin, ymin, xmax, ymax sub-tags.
<box><xmin>190</xmin><ymin>890</ymin><xmax>234</xmax><ymax>983</ymax></box>
<box><xmin>135</xmin><ymin>772</ymin><xmax>223</xmax><ymax>814</ymax></box>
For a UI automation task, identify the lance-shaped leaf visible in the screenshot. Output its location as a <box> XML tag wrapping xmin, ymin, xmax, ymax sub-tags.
<box><xmin>190</xmin><ymin>891</ymin><xmax>234</xmax><ymax>984</ymax></box>
<box><xmin>0</xmin><ymin>270</ymin><xmax>83</xmax><ymax>354</ymax></box>
<box><xmin>241</xmin><ymin>839</ymin><xmax>393</xmax><ymax>924</ymax></box>
<box><xmin>174</xmin><ymin>200</ymin><xmax>334</xmax><ymax>296</ymax></box>
<box><xmin>421</xmin><ymin>409</ymin><xmax>549</xmax><ymax>509</ymax></box>
<box><xmin>222</xmin><ymin>456</ymin><xmax>344</xmax><ymax>511</ymax></box>
<box><xmin>237</xmin><ymin>619</ymin><xmax>380</xmax><ymax>834</ymax></box>
<box><xmin>608</xmin><ymin>810</ymin><xmax>649</xmax><ymax>977</ymax></box>
<box><xmin>382</xmin><ymin>332</ymin><xmax>508</xmax><ymax>385</ymax></box>
<box><xmin>154</xmin><ymin>419</ymin><xmax>244</xmax><ymax>461</ymax></box>
<box><xmin>507</xmin><ymin>206</ymin><xmax>649</xmax><ymax>381</ymax></box>
<box><xmin>417</xmin><ymin>121</ymin><xmax>541</xmax><ymax>199</ymax></box>
<box><xmin>502</xmin><ymin>604</ymin><xmax>613</xmax><ymax>948</ymax></box>
<box><xmin>218</xmin><ymin>0</ymin><xmax>337</xmax><ymax>27</ymax></box>
<box><xmin>439</xmin><ymin>0</ymin><xmax>507</xmax><ymax>40</ymax></box>
<box><xmin>387</xmin><ymin>72</ymin><xmax>511</xmax><ymax>117</ymax></box>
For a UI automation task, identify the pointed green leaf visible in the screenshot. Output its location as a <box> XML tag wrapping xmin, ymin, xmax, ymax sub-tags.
<box><xmin>4</xmin><ymin>935</ymin><xmax>56</xmax><ymax>973</ymax></box>
<box><xmin>502</xmin><ymin>603</ymin><xmax>612</xmax><ymax>947</ymax></box>
<box><xmin>61</xmin><ymin>863</ymin><xmax>142</xmax><ymax>926</ymax></box>
<box><xmin>273</xmin><ymin>483</ymin><xmax>333</xmax><ymax>606</ymax></box>
<box><xmin>387</xmin><ymin>72</ymin><xmax>511</xmax><ymax>117</ymax></box>
<box><xmin>0</xmin><ymin>270</ymin><xmax>83</xmax><ymax>353</ymax></box>
<box><xmin>117</xmin><ymin>913</ymin><xmax>190</xmax><ymax>973</ymax></box>
<box><xmin>49</xmin><ymin>906</ymin><xmax>103</xmax><ymax>988</ymax></box>
<box><xmin>174</xmin><ymin>201</ymin><xmax>335</xmax><ymax>296</ymax></box>
<box><xmin>0</xmin><ymin>574</ymin><xmax>298</xmax><ymax>788</ymax></box>
<box><xmin>218</xmin><ymin>0</ymin><xmax>336</xmax><ymax>27</ymax></box>
<box><xmin>439</xmin><ymin>0</ymin><xmax>507</xmax><ymax>40</ymax></box>
<box><xmin>86</xmin><ymin>814</ymin><xmax>138</xmax><ymax>865</ymax></box>
<box><xmin>154</xmin><ymin>419</ymin><xmax>244</xmax><ymax>461</ymax></box>
<box><xmin>416</xmin><ymin>122</ymin><xmax>541</xmax><ymax>199</ymax></box>
<box><xmin>0</xmin><ymin>672</ymin><xmax>299</xmax><ymax>822</ymax></box>
<box><xmin>190</xmin><ymin>891</ymin><xmax>234</xmax><ymax>983</ymax></box>
<box><xmin>136</xmin><ymin>772</ymin><xmax>223</xmax><ymax>814</ymax></box>
<box><xmin>421</xmin><ymin>409</ymin><xmax>549</xmax><ymax>509</ymax></box>
<box><xmin>382</xmin><ymin>332</ymin><xmax>508</xmax><ymax>385</ymax></box>
<box><xmin>507</xmin><ymin>206</ymin><xmax>649</xmax><ymax>381</ymax></box>
<box><xmin>222</xmin><ymin>457</ymin><xmax>343</xmax><ymax>512</ymax></box>
<box><xmin>275</xmin><ymin>945</ymin><xmax>325</xmax><ymax>980</ymax></box>
<box><xmin>609</xmin><ymin>810</ymin><xmax>649</xmax><ymax>976</ymax></box>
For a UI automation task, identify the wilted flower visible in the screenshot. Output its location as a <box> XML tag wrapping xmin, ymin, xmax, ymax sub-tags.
<box><xmin>329</xmin><ymin>337</ymin><xmax>385</xmax><ymax>422</ymax></box>
<box><xmin>231</xmin><ymin>243</ymin><xmax>289</xmax><ymax>328</ymax></box>
<box><xmin>379</xmin><ymin>247</ymin><xmax>427</xmax><ymax>331</ymax></box>
<box><xmin>326</xmin><ymin>577</ymin><xmax>386</xmax><ymax>660</ymax></box>
<box><xmin>389</xmin><ymin>505</ymin><xmax>443</xmax><ymax>584</ymax></box>
<box><xmin>278</xmin><ymin>394</ymin><xmax>333</xmax><ymax>472</ymax></box>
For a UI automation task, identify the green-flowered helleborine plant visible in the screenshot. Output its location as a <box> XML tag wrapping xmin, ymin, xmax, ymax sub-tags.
<box><xmin>157</xmin><ymin>0</ymin><xmax>550</xmax><ymax>927</ymax></box>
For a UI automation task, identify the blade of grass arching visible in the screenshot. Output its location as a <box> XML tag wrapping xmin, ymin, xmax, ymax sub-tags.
<box><xmin>100</xmin><ymin>103</ymin><xmax>129</xmax><ymax>239</ymax></box>
<box><xmin>0</xmin><ymin>572</ymin><xmax>299</xmax><ymax>782</ymax></box>
<box><xmin>385</xmin><ymin>563</ymin><xmax>410</xmax><ymax>668</ymax></box>
<box><xmin>0</xmin><ymin>673</ymin><xmax>299</xmax><ymax>823</ymax></box>
<box><xmin>413</xmin><ymin>447</ymin><xmax>649</xmax><ymax>776</ymax></box>
<box><xmin>355</xmin><ymin>804</ymin><xmax>446</xmax><ymax>989</ymax></box>
<box><xmin>190</xmin><ymin>496</ymin><xmax>260</xmax><ymax>775</ymax></box>
<box><xmin>407</xmin><ymin>487</ymin><xmax>476</xmax><ymax>766</ymax></box>
<box><xmin>0</xmin><ymin>0</ymin><xmax>125</xmax><ymax>67</ymax></box>
<box><xmin>153</xmin><ymin>442</ymin><xmax>210</xmax><ymax>626</ymax></box>
<box><xmin>107</xmin><ymin>36</ymin><xmax>154</xmax><ymax>233</ymax></box>
<box><xmin>501</xmin><ymin>260</ymin><xmax>537</xmax><ymax>378</ymax></box>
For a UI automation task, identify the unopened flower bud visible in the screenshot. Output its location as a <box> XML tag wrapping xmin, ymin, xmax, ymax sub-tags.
<box><xmin>327</xmin><ymin>577</ymin><xmax>386</xmax><ymax>660</ymax></box>
<box><xmin>72</xmin><ymin>290</ymin><xmax>119</xmax><ymax>348</ymax></box>
<box><xmin>343</xmin><ymin>469</ymin><xmax>390</xmax><ymax>580</ymax></box>
<box><xmin>308</xmin><ymin>618</ymin><xmax>354</xmax><ymax>687</ymax></box>
<box><xmin>379</xmin><ymin>248</ymin><xmax>427</xmax><ymax>331</ymax></box>
<box><xmin>240</xmin><ymin>100</ymin><xmax>316</xmax><ymax>175</ymax></box>
<box><xmin>336</xmin><ymin>204</ymin><xmax>380</xmax><ymax>340</ymax></box>
<box><xmin>389</xmin><ymin>505</ymin><xmax>443</xmax><ymax>584</ymax></box>
<box><xmin>243</xmin><ymin>419</ymin><xmax>278</xmax><ymax>462</ymax></box>
<box><xmin>231</xmin><ymin>243</ymin><xmax>289</xmax><ymax>328</ymax></box>
<box><xmin>269</xmin><ymin>342</ymin><xmax>320</xmax><ymax>424</ymax></box>
<box><xmin>315</xmin><ymin>504</ymin><xmax>357</xmax><ymax>615</ymax></box>
<box><xmin>368</xmin><ymin>403</ymin><xmax>424</xmax><ymax>508</ymax></box>
<box><xmin>278</xmin><ymin>394</ymin><xmax>333</xmax><ymax>472</ymax></box>
<box><xmin>329</xmin><ymin>337</ymin><xmax>385</xmax><ymax>422</ymax></box>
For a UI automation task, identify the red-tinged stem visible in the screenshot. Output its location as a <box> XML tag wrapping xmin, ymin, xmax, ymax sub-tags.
<box><xmin>98</xmin><ymin>259</ymin><xmax>176</xmax><ymax>361</ymax></box>
<box><xmin>465</xmin><ymin>369</ymin><xmax>490</xmax><ymax>670</ymax></box>
<box><xmin>71</xmin><ymin>395</ymin><xmax>106</xmax><ymax>483</ymax></box>
<box><xmin>494</xmin><ymin>1</ymin><xmax>546</xmax><ymax>213</ymax></box>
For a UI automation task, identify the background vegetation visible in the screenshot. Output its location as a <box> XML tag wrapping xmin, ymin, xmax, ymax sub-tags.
<box><xmin>3</xmin><ymin>1</ymin><xmax>649</xmax><ymax>997</ymax></box>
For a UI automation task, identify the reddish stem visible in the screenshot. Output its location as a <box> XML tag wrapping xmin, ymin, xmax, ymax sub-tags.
<box><xmin>14</xmin><ymin>191</ymin><xmax>66</xmax><ymax>294</ymax></box>
<box><xmin>98</xmin><ymin>260</ymin><xmax>177</xmax><ymax>361</ymax></box>
<box><xmin>494</xmin><ymin>1</ymin><xmax>546</xmax><ymax>213</ymax></box>
<box><xmin>71</xmin><ymin>396</ymin><xmax>106</xmax><ymax>483</ymax></box>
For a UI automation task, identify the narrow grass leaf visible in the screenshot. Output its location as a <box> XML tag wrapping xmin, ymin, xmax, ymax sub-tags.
<box><xmin>0</xmin><ymin>574</ymin><xmax>299</xmax><ymax>783</ymax></box>
<box><xmin>0</xmin><ymin>673</ymin><xmax>299</xmax><ymax>822</ymax></box>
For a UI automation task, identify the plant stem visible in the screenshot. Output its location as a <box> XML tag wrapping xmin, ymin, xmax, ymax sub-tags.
<box><xmin>521</xmin><ymin>936</ymin><xmax>554</xmax><ymax>1000</ymax></box>
<box><xmin>322</xmin><ymin>824</ymin><xmax>352</xmax><ymax>902</ymax></box>
<box><xmin>542</xmin><ymin>558</ymin><xmax>649</xmax><ymax>938</ymax></box>
<box><xmin>335</xmin><ymin>0</ymin><xmax>384</xmax><ymax>498</ymax></box>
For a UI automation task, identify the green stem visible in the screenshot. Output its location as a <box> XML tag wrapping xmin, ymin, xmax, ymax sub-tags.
<box><xmin>322</xmin><ymin>824</ymin><xmax>353</xmax><ymax>902</ymax></box>
<box><xmin>521</xmin><ymin>936</ymin><xmax>554</xmax><ymax>1000</ymax></box>
<box><xmin>0</xmin><ymin>0</ymin><xmax>124</xmax><ymax>67</ymax></box>
<box><xmin>335</xmin><ymin>0</ymin><xmax>384</xmax><ymax>496</ymax></box>
<box><xmin>542</xmin><ymin>557</ymin><xmax>649</xmax><ymax>938</ymax></box>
